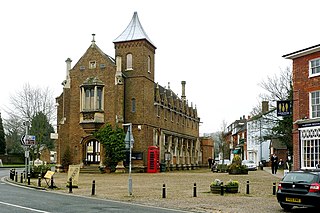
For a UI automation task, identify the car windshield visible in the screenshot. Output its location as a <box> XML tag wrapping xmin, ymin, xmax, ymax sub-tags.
<box><xmin>283</xmin><ymin>172</ymin><xmax>318</xmax><ymax>183</ymax></box>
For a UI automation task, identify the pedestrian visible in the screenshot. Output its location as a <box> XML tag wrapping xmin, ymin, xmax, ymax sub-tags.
<box><xmin>271</xmin><ymin>154</ymin><xmax>278</xmax><ymax>174</ymax></box>
<box><xmin>208</xmin><ymin>157</ymin><xmax>213</xmax><ymax>169</ymax></box>
<box><xmin>278</xmin><ymin>158</ymin><xmax>284</xmax><ymax>169</ymax></box>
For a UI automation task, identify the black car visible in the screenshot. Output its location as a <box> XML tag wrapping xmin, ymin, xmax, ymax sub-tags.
<box><xmin>277</xmin><ymin>170</ymin><xmax>320</xmax><ymax>210</ymax></box>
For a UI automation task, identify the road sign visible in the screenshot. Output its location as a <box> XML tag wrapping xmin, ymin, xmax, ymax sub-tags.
<box><xmin>21</xmin><ymin>135</ymin><xmax>26</xmax><ymax>145</ymax></box>
<box><xmin>124</xmin><ymin>128</ymin><xmax>134</xmax><ymax>149</ymax></box>
<box><xmin>21</xmin><ymin>135</ymin><xmax>36</xmax><ymax>146</ymax></box>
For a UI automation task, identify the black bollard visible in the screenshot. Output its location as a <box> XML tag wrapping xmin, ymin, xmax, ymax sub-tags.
<box><xmin>220</xmin><ymin>182</ymin><xmax>224</xmax><ymax>196</ymax></box>
<box><xmin>69</xmin><ymin>177</ymin><xmax>73</xmax><ymax>193</ymax></box>
<box><xmin>162</xmin><ymin>184</ymin><xmax>166</xmax><ymax>198</ymax></box>
<box><xmin>15</xmin><ymin>172</ymin><xmax>18</xmax><ymax>182</ymax></box>
<box><xmin>91</xmin><ymin>180</ymin><xmax>96</xmax><ymax>196</ymax></box>
<box><xmin>27</xmin><ymin>174</ymin><xmax>30</xmax><ymax>185</ymax></box>
<box><xmin>273</xmin><ymin>182</ymin><xmax>276</xmax><ymax>195</ymax></box>
<box><xmin>246</xmin><ymin>180</ymin><xmax>250</xmax><ymax>194</ymax></box>
<box><xmin>9</xmin><ymin>169</ymin><xmax>13</xmax><ymax>180</ymax></box>
<box><xmin>38</xmin><ymin>174</ymin><xmax>41</xmax><ymax>187</ymax></box>
<box><xmin>193</xmin><ymin>183</ymin><xmax>197</xmax><ymax>197</ymax></box>
<box><xmin>50</xmin><ymin>176</ymin><xmax>54</xmax><ymax>189</ymax></box>
<box><xmin>20</xmin><ymin>173</ymin><xmax>23</xmax><ymax>183</ymax></box>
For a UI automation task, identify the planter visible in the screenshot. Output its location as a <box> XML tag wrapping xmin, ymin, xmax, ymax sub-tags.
<box><xmin>228</xmin><ymin>169</ymin><xmax>248</xmax><ymax>175</ymax></box>
<box><xmin>210</xmin><ymin>185</ymin><xmax>222</xmax><ymax>194</ymax></box>
<box><xmin>225</xmin><ymin>186</ymin><xmax>238</xmax><ymax>193</ymax></box>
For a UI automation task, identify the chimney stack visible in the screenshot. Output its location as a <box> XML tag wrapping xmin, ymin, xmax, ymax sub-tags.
<box><xmin>64</xmin><ymin>58</ymin><xmax>72</xmax><ymax>88</ymax></box>
<box><xmin>262</xmin><ymin>101</ymin><xmax>269</xmax><ymax>113</ymax></box>
<box><xmin>181</xmin><ymin>81</ymin><xmax>186</xmax><ymax>101</ymax></box>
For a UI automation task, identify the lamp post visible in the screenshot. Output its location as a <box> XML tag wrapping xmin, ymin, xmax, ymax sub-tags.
<box><xmin>123</xmin><ymin>123</ymin><xmax>134</xmax><ymax>196</ymax></box>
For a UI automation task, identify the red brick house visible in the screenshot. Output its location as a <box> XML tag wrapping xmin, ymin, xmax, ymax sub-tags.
<box><xmin>283</xmin><ymin>44</ymin><xmax>320</xmax><ymax>170</ymax></box>
<box><xmin>55</xmin><ymin>12</ymin><xmax>202</xmax><ymax>172</ymax></box>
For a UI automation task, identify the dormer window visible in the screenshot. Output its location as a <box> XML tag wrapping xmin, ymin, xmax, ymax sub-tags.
<box><xmin>89</xmin><ymin>61</ymin><xmax>96</xmax><ymax>69</ymax></box>
<box><xmin>126</xmin><ymin>53</ymin><xmax>133</xmax><ymax>70</ymax></box>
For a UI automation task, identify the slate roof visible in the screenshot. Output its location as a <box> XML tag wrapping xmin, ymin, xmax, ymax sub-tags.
<box><xmin>113</xmin><ymin>12</ymin><xmax>155</xmax><ymax>48</ymax></box>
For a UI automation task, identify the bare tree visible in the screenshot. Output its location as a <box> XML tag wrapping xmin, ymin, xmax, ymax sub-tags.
<box><xmin>216</xmin><ymin>120</ymin><xmax>229</xmax><ymax>162</ymax></box>
<box><xmin>3</xmin><ymin>83</ymin><xmax>56</xmax><ymax>154</ymax></box>
<box><xmin>5</xmin><ymin>83</ymin><xmax>56</xmax><ymax>123</ymax></box>
<box><xmin>250</xmin><ymin>66</ymin><xmax>293</xmax><ymax>153</ymax></box>
<box><xmin>250</xmin><ymin>67</ymin><xmax>292</xmax><ymax>116</ymax></box>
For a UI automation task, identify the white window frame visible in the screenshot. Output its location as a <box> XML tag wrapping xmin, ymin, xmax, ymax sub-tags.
<box><xmin>309</xmin><ymin>58</ymin><xmax>320</xmax><ymax>77</ymax></box>
<box><xmin>300</xmin><ymin>126</ymin><xmax>320</xmax><ymax>169</ymax></box>
<box><xmin>310</xmin><ymin>91</ymin><xmax>320</xmax><ymax>118</ymax></box>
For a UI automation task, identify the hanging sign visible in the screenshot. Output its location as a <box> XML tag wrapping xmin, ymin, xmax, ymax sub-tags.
<box><xmin>277</xmin><ymin>101</ymin><xmax>291</xmax><ymax>116</ymax></box>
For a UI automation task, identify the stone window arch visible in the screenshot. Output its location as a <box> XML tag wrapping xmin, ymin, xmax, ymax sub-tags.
<box><xmin>126</xmin><ymin>53</ymin><xmax>133</xmax><ymax>70</ymax></box>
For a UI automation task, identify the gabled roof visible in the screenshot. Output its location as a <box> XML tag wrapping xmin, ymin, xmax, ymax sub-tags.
<box><xmin>113</xmin><ymin>12</ymin><xmax>156</xmax><ymax>48</ymax></box>
<box><xmin>283</xmin><ymin>44</ymin><xmax>320</xmax><ymax>59</ymax></box>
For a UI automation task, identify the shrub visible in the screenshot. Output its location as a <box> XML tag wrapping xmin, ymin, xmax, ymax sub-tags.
<box><xmin>232</xmin><ymin>155</ymin><xmax>242</xmax><ymax>165</ymax></box>
<box><xmin>226</xmin><ymin>180</ymin><xmax>239</xmax><ymax>187</ymax></box>
<box><xmin>30</xmin><ymin>164</ymin><xmax>51</xmax><ymax>178</ymax></box>
<box><xmin>210</xmin><ymin>179</ymin><xmax>223</xmax><ymax>187</ymax></box>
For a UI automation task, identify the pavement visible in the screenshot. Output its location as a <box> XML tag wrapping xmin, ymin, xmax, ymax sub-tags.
<box><xmin>262</xmin><ymin>166</ymin><xmax>285</xmax><ymax>179</ymax></box>
<box><xmin>3</xmin><ymin>167</ymin><xmax>286</xmax><ymax>213</ymax></box>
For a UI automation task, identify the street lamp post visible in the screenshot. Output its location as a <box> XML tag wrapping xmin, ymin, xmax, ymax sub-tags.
<box><xmin>123</xmin><ymin>123</ymin><xmax>134</xmax><ymax>196</ymax></box>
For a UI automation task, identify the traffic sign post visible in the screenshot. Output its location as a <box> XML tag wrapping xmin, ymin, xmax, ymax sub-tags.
<box><xmin>22</xmin><ymin>121</ymin><xmax>36</xmax><ymax>183</ymax></box>
<box><xmin>123</xmin><ymin>123</ymin><xmax>134</xmax><ymax>196</ymax></box>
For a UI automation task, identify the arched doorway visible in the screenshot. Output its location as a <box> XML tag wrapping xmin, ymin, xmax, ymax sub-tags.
<box><xmin>85</xmin><ymin>140</ymin><xmax>101</xmax><ymax>164</ymax></box>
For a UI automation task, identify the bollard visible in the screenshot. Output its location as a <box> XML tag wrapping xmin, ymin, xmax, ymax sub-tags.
<box><xmin>38</xmin><ymin>174</ymin><xmax>41</xmax><ymax>187</ymax></box>
<box><xmin>69</xmin><ymin>177</ymin><xmax>73</xmax><ymax>193</ymax></box>
<box><xmin>9</xmin><ymin>169</ymin><xmax>13</xmax><ymax>180</ymax></box>
<box><xmin>91</xmin><ymin>180</ymin><xmax>96</xmax><ymax>196</ymax></box>
<box><xmin>27</xmin><ymin>174</ymin><xmax>30</xmax><ymax>185</ymax></box>
<box><xmin>193</xmin><ymin>183</ymin><xmax>197</xmax><ymax>197</ymax></box>
<box><xmin>162</xmin><ymin>184</ymin><xmax>166</xmax><ymax>198</ymax></box>
<box><xmin>15</xmin><ymin>172</ymin><xmax>18</xmax><ymax>182</ymax></box>
<box><xmin>220</xmin><ymin>182</ymin><xmax>224</xmax><ymax>196</ymax></box>
<box><xmin>20</xmin><ymin>173</ymin><xmax>23</xmax><ymax>183</ymax></box>
<box><xmin>50</xmin><ymin>176</ymin><xmax>54</xmax><ymax>189</ymax></box>
<box><xmin>273</xmin><ymin>182</ymin><xmax>276</xmax><ymax>195</ymax></box>
<box><xmin>246</xmin><ymin>180</ymin><xmax>250</xmax><ymax>194</ymax></box>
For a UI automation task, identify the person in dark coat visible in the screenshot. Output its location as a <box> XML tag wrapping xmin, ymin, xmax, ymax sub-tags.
<box><xmin>208</xmin><ymin>157</ymin><xmax>213</xmax><ymax>169</ymax></box>
<box><xmin>271</xmin><ymin>154</ymin><xmax>278</xmax><ymax>174</ymax></box>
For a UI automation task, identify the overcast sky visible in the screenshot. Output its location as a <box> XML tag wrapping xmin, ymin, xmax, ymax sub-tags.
<box><xmin>1</xmin><ymin>0</ymin><xmax>319</xmax><ymax>134</ymax></box>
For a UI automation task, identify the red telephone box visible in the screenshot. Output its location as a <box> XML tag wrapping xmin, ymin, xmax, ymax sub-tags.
<box><xmin>147</xmin><ymin>146</ymin><xmax>159</xmax><ymax>173</ymax></box>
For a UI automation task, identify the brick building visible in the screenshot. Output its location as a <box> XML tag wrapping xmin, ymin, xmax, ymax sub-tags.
<box><xmin>283</xmin><ymin>44</ymin><xmax>320</xmax><ymax>170</ymax></box>
<box><xmin>55</xmin><ymin>12</ymin><xmax>202</xmax><ymax>172</ymax></box>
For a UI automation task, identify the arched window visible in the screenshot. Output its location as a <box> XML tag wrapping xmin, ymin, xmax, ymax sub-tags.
<box><xmin>131</xmin><ymin>98</ymin><xmax>136</xmax><ymax>112</ymax></box>
<box><xmin>126</xmin><ymin>53</ymin><xmax>133</xmax><ymax>70</ymax></box>
<box><xmin>147</xmin><ymin>56</ymin><xmax>151</xmax><ymax>73</ymax></box>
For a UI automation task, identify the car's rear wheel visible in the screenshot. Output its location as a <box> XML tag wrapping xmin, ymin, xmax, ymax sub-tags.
<box><xmin>280</xmin><ymin>202</ymin><xmax>293</xmax><ymax>211</ymax></box>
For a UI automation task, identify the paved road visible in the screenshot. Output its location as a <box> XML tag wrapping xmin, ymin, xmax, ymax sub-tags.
<box><xmin>0</xmin><ymin>168</ymin><xmax>187</xmax><ymax>213</ymax></box>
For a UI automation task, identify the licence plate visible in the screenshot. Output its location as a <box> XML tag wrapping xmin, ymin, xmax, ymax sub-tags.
<box><xmin>285</xmin><ymin>197</ymin><xmax>301</xmax><ymax>203</ymax></box>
